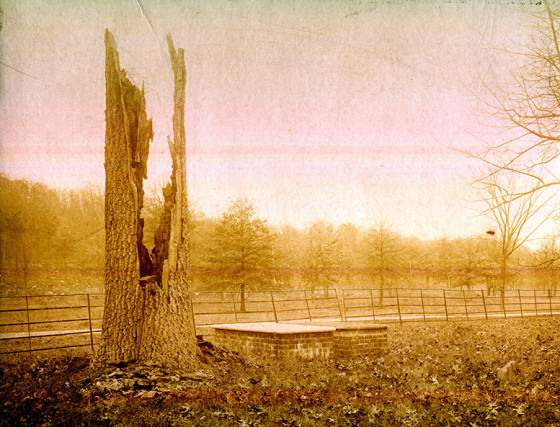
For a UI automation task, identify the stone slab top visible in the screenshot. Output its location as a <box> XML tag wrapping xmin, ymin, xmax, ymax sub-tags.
<box><xmin>287</xmin><ymin>320</ymin><xmax>388</xmax><ymax>330</ymax></box>
<box><xmin>211</xmin><ymin>322</ymin><xmax>336</xmax><ymax>334</ymax></box>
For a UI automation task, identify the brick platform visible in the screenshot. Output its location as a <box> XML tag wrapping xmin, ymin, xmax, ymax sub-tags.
<box><xmin>211</xmin><ymin>323</ymin><xmax>335</xmax><ymax>359</ymax></box>
<box><xmin>311</xmin><ymin>321</ymin><xmax>388</xmax><ymax>357</ymax></box>
<box><xmin>209</xmin><ymin>321</ymin><xmax>388</xmax><ymax>359</ymax></box>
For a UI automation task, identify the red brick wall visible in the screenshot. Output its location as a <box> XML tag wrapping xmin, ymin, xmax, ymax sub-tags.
<box><xmin>333</xmin><ymin>328</ymin><xmax>387</xmax><ymax>357</ymax></box>
<box><xmin>212</xmin><ymin>329</ymin><xmax>333</xmax><ymax>359</ymax></box>
<box><xmin>211</xmin><ymin>324</ymin><xmax>388</xmax><ymax>359</ymax></box>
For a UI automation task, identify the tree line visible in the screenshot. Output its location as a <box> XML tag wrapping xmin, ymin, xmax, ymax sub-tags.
<box><xmin>2</xmin><ymin>174</ymin><xmax>559</xmax><ymax>297</ymax></box>
<box><xmin>0</xmin><ymin>175</ymin><xmax>104</xmax><ymax>283</ymax></box>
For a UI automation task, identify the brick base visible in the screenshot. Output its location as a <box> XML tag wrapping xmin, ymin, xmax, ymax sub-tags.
<box><xmin>211</xmin><ymin>323</ymin><xmax>334</xmax><ymax>359</ymax></box>
<box><xmin>209</xmin><ymin>322</ymin><xmax>388</xmax><ymax>359</ymax></box>
<box><xmin>333</xmin><ymin>325</ymin><xmax>388</xmax><ymax>357</ymax></box>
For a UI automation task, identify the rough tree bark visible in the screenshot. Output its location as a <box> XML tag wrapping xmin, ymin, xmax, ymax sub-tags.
<box><xmin>99</xmin><ymin>30</ymin><xmax>199</xmax><ymax>371</ymax></box>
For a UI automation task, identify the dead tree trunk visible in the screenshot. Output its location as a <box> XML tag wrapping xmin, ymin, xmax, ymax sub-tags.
<box><xmin>99</xmin><ymin>30</ymin><xmax>198</xmax><ymax>371</ymax></box>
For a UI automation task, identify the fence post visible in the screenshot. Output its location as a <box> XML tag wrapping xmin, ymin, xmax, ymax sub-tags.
<box><xmin>270</xmin><ymin>291</ymin><xmax>278</xmax><ymax>323</ymax></box>
<box><xmin>549</xmin><ymin>289</ymin><xmax>553</xmax><ymax>316</ymax></box>
<box><xmin>462</xmin><ymin>289</ymin><xmax>469</xmax><ymax>321</ymax></box>
<box><xmin>335</xmin><ymin>289</ymin><xmax>343</xmax><ymax>321</ymax></box>
<box><xmin>231</xmin><ymin>293</ymin><xmax>238</xmax><ymax>323</ymax></box>
<box><xmin>481</xmin><ymin>290</ymin><xmax>488</xmax><ymax>320</ymax></box>
<box><xmin>518</xmin><ymin>289</ymin><xmax>523</xmax><ymax>318</ymax></box>
<box><xmin>25</xmin><ymin>295</ymin><xmax>31</xmax><ymax>354</ymax></box>
<box><xmin>303</xmin><ymin>290</ymin><xmax>312</xmax><ymax>321</ymax></box>
<box><xmin>534</xmin><ymin>289</ymin><xmax>538</xmax><ymax>316</ymax></box>
<box><xmin>370</xmin><ymin>288</ymin><xmax>376</xmax><ymax>322</ymax></box>
<box><xmin>341</xmin><ymin>291</ymin><xmax>347</xmax><ymax>322</ymax></box>
<box><xmin>420</xmin><ymin>289</ymin><xmax>426</xmax><ymax>321</ymax></box>
<box><xmin>87</xmin><ymin>294</ymin><xmax>95</xmax><ymax>352</ymax></box>
<box><xmin>503</xmin><ymin>290</ymin><xmax>507</xmax><ymax>319</ymax></box>
<box><xmin>443</xmin><ymin>290</ymin><xmax>449</xmax><ymax>322</ymax></box>
<box><xmin>396</xmin><ymin>289</ymin><xmax>403</xmax><ymax>325</ymax></box>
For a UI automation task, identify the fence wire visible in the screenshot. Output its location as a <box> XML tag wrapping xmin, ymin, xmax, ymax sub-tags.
<box><xmin>1</xmin><ymin>288</ymin><xmax>558</xmax><ymax>356</ymax></box>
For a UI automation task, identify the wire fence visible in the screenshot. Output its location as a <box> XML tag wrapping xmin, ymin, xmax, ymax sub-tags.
<box><xmin>0</xmin><ymin>293</ymin><xmax>104</xmax><ymax>356</ymax></box>
<box><xmin>1</xmin><ymin>288</ymin><xmax>559</xmax><ymax>356</ymax></box>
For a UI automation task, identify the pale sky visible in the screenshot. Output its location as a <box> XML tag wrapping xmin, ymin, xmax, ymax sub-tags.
<box><xmin>0</xmin><ymin>0</ymin><xmax>548</xmax><ymax>239</ymax></box>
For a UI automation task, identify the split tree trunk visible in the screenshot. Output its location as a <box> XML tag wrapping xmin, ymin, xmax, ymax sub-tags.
<box><xmin>99</xmin><ymin>30</ymin><xmax>198</xmax><ymax>371</ymax></box>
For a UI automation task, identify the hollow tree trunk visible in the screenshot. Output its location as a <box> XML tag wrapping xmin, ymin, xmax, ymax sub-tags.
<box><xmin>135</xmin><ymin>35</ymin><xmax>199</xmax><ymax>368</ymax></box>
<box><xmin>99</xmin><ymin>30</ymin><xmax>198</xmax><ymax>371</ymax></box>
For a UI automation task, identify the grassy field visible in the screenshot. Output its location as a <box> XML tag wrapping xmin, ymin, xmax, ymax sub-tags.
<box><xmin>1</xmin><ymin>316</ymin><xmax>559</xmax><ymax>426</ymax></box>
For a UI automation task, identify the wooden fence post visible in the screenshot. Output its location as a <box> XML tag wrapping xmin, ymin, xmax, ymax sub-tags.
<box><xmin>303</xmin><ymin>290</ymin><xmax>312</xmax><ymax>321</ymax></box>
<box><xmin>270</xmin><ymin>291</ymin><xmax>278</xmax><ymax>323</ymax></box>
<box><xmin>335</xmin><ymin>289</ymin><xmax>343</xmax><ymax>321</ymax></box>
<box><xmin>25</xmin><ymin>295</ymin><xmax>31</xmax><ymax>354</ymax></box>
<box><xmin>443</xmin><ymin>290</ymin><xmax>449</xmax><ymax>322</ymax></box>
<box><xmin>518</xmin><ymin>289</ymin><xmax>523</xmax><ymax>318</ymax></box>
<box><xmin>549</xmin><ymin>289</ymin><xmax>553</xmax><ymax>316</ymax></box>
<box><xmin>396</xmin><ymin>289</ymin><xmax>403</xmax><ymax>325</ymax></box>
<box><xmin>481</xmin><ymin>290</ymin><xmax>488</xmax><ymax>320</ymax></box>
<box><xmin>341</xmin><ymin>291</ymin><xmax>347</xmax><ymax>322</ymax></box>
<box><xmin>370</xmin><ymin>288</ymin><xmax>376</xmax><ymax>322</ymax></box>
<box><xmin>503</xmin><ymin>290</ymin><xmax>507</xmax><ymax>319</ymax></box>
<box><xmin>231</xmin><ymin>293</ymin><xmax>238</xmax><ymax>323</ymax></box>
<box><xmin>420</xmin><ymin>289</ymin><xmax>426</xmax><ymax>321</ymax></box>
<box><xmin>87</xmin><ymin>294</ymin><xmax>95</xmax><ymax>352</ymax></box>
<box><xmin>463</xmin><ymin>289</ymin><xmax>469</xmax><ymax>321</ymax></box>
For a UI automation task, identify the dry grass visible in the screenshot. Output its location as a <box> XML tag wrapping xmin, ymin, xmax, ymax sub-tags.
<box><xmin>1</xmin><ymin>317</ymin><xmax>559</xmax><ymax>426</ymax></box>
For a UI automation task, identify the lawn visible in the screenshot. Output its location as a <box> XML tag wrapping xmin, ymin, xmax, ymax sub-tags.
<box><xmin>1</xmin><ymin>317</ymin><xmax>559</xmax><ymax>426</ymax></box>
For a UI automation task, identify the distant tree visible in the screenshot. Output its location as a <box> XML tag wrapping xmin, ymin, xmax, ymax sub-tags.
<box><xmin>142</xmin><ymin>186</ymin><xmax>166</xmax><ymax>250</ymax></box>
<box><xmin>273</xmin><ymin>226</ymin><xmax>305</xmax><ymax>268</ymax></box>
<box><xmin>0</xmin><ymin>176</ymin><xmax>59</xmax><ymax>286</ymax></box>
<box><xmin>209</xmin><ymin>199</ymin><xmax>274</xmax><ymax>311</ymax></box>
<box><xmin>143</xmin><ymin>188</ymin><xmax>220</xmax><ymax>289</ymax></box>
<box><xmin>531</xmin><ymin>233</ymin><xmax>560</xmax><ymax>295</ymax></box>
<box><xmin>362</xmin><ymin>218</ymin><xmax>407</xmax><ymax>306</ymax></box>
<box><xmin>451</xmin><ymin>236</ymin><xmax>495</xmax><ymax>290</ymax></box>
<box><xmin>57</xmin><ymin>185</ymin><xmax>105</xmax><ymax>268</ymax></box>
<box><xmin>337</xmin><ymin>223</ymin><xmax>360</xmax><ymax>282</ymax></box>
<box><xmin>400</xmin><ymin>235</ymin><xmax>425</xmax><ymax>285</ymax></box>
<box><xmin>188</xmin><ymin>212</ymin><xmax>218</xmax><ymax>267</ymax></box>
<box><xmin>432</xmin><ymin>238</ymin><xmax>458</xmax><ymax>287</ymax></box>
<box><xmin>303</xmin><ymin>221</ymin><xmax>340</xmax><ymax>297</ymax></box>
<box><xmin>478</xmin><ymin>177</ymin><xmax>552</xmax><ymax>303</ymax></box>
<box><xmin>271</xmin><ymin>225</ymin><xmax>306</xmax><ymax>286</ymax></box>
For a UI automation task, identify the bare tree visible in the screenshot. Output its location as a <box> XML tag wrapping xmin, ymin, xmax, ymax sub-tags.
<box><xmin>478</xmin><ymin>177</ymin><xmax>552</xmax><ymax>303</ymax></box>
<box><xmin>473</xmin><ymin>2</ymin><xmax>560</xmax><ymax>199</ymax></box>
<box><xmin>465</xmin><ymin>3</ymin><xmax>560</xmax><ymax>304</ymax></box>
<box><xmin>531</xmin><ymin>232</ymin><xmax>560</xmax><ymax>295</ymax></box>
<box><xmin>99</xmin><ymin>31</ymin><xmax>198</xmax><ymax>371</ymax></box>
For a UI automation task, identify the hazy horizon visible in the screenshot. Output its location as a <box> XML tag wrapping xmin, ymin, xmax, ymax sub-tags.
<box><xmin>0</xmin><ymin>0</ymin><xmax>551</xmax><ymax>240</ymax></box>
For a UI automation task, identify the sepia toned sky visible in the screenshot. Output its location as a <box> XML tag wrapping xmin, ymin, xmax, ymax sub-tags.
<box><xmin>0</xmin><ymin>0</ymin><xmax>546</xmax><ymax>239</ymax></box>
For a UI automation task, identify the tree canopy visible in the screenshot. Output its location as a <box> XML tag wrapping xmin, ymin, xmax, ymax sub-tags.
<box><xmin>209</xmin><ymin>198</ymin><xmax>273</xmax><ymax>310</ymax></box>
